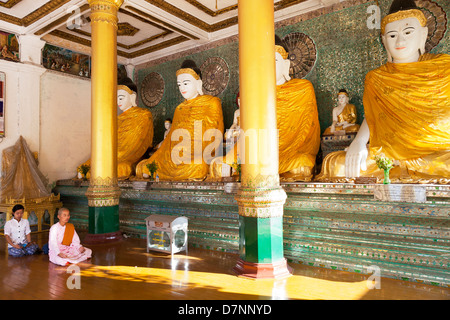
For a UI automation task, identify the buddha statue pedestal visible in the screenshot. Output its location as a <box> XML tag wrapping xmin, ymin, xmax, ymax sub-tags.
<box><xmin>321</xmin><ymin>132</ymin><xmax>357</xmax><ymax>158</ymax></box>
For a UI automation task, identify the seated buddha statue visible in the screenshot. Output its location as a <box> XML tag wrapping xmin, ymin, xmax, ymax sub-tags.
<box><xmin>323</xmin><ymin>89</ymin><xmax>360</xmax><ymax>136</ymax></box>
<box><xmin>316</xmin><ymin>0</ymin><xmax>450</xmax><ymax>183</ymax></box>
<box><xmin>77</xmin><ymin>77</ymin><xmax>154</xmax><ymax>180</ymax></box>
<box><xmin>224</xmin><ymin>92</ymin><xmax>240</xmax><ymax>141</ymax></box>
<box><xmin>135</xmin><ymin>60</ymin><xmax>224</xmax><ymax>181</ymax></box>
<box><xmin>210</xmin><ymin>36</ymin><xmax>321</xmax><ymax>181</ymax></box>
<box><xmin>155</xmin><ymin>118</ymin><xmax>172</xmax><ymax>150</ymax></box>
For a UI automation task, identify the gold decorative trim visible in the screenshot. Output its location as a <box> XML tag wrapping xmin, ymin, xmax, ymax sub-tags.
<box><xmin>49</xmin><ymin>30</ymin><xmax>91</xmax><ymax>48</ymax></box>
<box><xmin>124</xmin><ymin>6</ymin><xmax>199</xmax><ymax>40</ymax></box>
<box><xmin>275</xmin><ymin>45</ymin><xmax>289</xmax><ymax>59</ymax></box>
<box><xmin>0</xmin><ymin>12</ymin><xmax>22</xmax><ymax>26</ymax></box>
<box><xmin>275</xmin><ymin>0</ymin><xmax>308</xmax><ymax>11</ymax></box>
<box><xmin>119</xmin><ymin>7</ymin><xmax>169</xmax><ymax>30</ymax></box>
<box><xmin>87</xmin><ymin>198</ymin><xmax>120</xmax><ymax>207</ymax></box>
<box><xmin>184</xmin><ymin>0</ymin><xmax>237</xmax><ymax>17</ymax></box>
<box><xmin>85</xmin><ymin>180</ymin><xmax>121</xmax><ymax>207</ymax></box>
<box><xmin>145</xmin><ymin>0</ymin><xmax>232</xmax><ymax>32</ymax></box>
<box><xmin>88</xmin><ymin>0</ymin><xmax>123</xmax><ymax>28</ymax></box>
<box><xmin>125</xmin><ymin>36</ymin><xmax>189</xmax><ymax>58</ymax></box>
<box><xmin>117</xmin><ymin>22</ymin><xmax>140</xmax><ymax>36</ymax></box>
<box><xmin>235</xmin><ymin>187</ymin><xmax>287</xmax><ymax>218</ymax></box>
<box><xmin>0</xmin><ymin>0</ymin><xmax>73</xmax><ymax>27</ymax></box>
<box><xmin>117</xmin><ymin>85</ymin><xmax>135</xmax><ymax>95</ymax></box>
<box><xmin>0</xmin><ymin>0</ymin><xmax>22</xmax><ymax>9</ymax></box>
<box><xmin>70</xmin><ymin>25</ymin><xmax>172</xmax><ymax>50</ymax></box>
<box><xmin>145</xmin><ymin>0</ymin><xmax>306</xmax><ymax>32</ymax></box>
<box><xmin>87</xmin><ymin>0</ymin><xmax>124</xmax><ymax>9</ymax></box>
<box><xmin>176</xmin><ymin>68</ymin><xmax>200</xmax><ymax>80</ymax></box>
<box><xmin>90</xmin><ymin>176</ymin><xmax>119</xmax><ymax>187</ymax></box>
<box><xmin>34</xmin><ymin>4</ymin><xmax>90</xmax><ymax>36</ymax></box>
<box><xmin>381</xmin><ymin>9</ymin><xmax>427</xmax><ymax>34</ymax></box>
<box><xmin>3</xmin><ymin>193</ymin><xmax>61</xmax><ymax>205</ymax></box>
<box><xmin>120</xmin><ymin>31</ymin><xmax>172</xmax><ymax>50</ymax></box>
<box><xmin>48</xmin><ymin>29</ymin><xmax>189</xmax><ymax>59</ymax></box>
<box><xmin>90</xmin><ymin>14</ymin><xmax>119</xmax><ymax>29</ymax></box>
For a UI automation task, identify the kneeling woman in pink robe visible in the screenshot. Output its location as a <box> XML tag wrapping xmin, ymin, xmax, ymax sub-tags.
<box><xmin>49</xmin><ymin>208</ymin><xmax>92</xmax><ymax>266</ymax></box>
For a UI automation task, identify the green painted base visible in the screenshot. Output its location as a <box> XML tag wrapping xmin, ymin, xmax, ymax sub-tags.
<box><xmin>88</xmin><ymin>205</ymin><xmax>120</xmax><ymax>235</ymax></box>
<box><xmin>239</xmin><ymin>215</ymin><xmax>284</xmax><ymax>264</ymax></box>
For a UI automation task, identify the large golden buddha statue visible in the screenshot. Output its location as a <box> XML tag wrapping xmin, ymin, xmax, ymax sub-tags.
<box><xmin>316</xmin><ymin>0</ymin><xmax>450</xmax><ymax>183</ymax></box>
<box><xmin>135</xmin><ymin>60</ymin><xmax>224</xmax><ymax>181</ymax></box>
<box><xmin>210</xmin><ymin>36</ymin><xmax>321</xmax><ymax>181</ymax></box>
<box><xmin>323</xmin><ymin>89</ymin><xmax>360</xmax><ymax>136</ymax></box>
<box><xmin>78</xmin><ymin>77</ymin><xmax>154</xmax><ymax>180</ymax></box>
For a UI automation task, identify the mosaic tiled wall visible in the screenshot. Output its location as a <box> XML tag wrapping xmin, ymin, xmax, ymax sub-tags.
<box><xmin>135</xmin><ymin>0</ymin><xmax>450</xmax><ymax>143</ymax></box>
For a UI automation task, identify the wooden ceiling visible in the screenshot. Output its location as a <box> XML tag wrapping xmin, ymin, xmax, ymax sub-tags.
<box><xmin>0</xmin><ymin>0</ymin><xmax>332</xmax><ymax>65</ymax></box>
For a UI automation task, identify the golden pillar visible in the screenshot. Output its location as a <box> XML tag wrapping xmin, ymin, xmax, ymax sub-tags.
<box><xmin>233</xmin><ymin>0</ymin><xmax>291</xmax><ymax>279</ymax></box>
<box><xmin>84</xmin><ymin>0</ymin><xmax>123</xmax><ymax>243</ymax></box>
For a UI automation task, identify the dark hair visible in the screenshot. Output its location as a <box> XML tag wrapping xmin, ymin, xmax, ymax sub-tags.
<box><xmin>180</xmin><ymin>59</ymin><xmax>202</xmax><ymax>79</ymax></box>
<box><xmin>118</xmin><ymin>76</ymin><xmax>137</xmax><ymax>94</ymax></box>
<box><xmin>275</xmin><ymin>34</ymin><xmax>290</xmax><ymax>54</ymax></box>
<box><xmin>388</xmin><ymin>0</ymin><xmax>418</xmax><ymax>14</ymax></box>
<box><xmin>12</xmin><ymin>204</ymin><xmax>24</xmax><ymax>213</ymax></box>
<box><xmin>165</xmin><ymin>118</ymin><xmax>172</xmax><ymax>123</ymax></box>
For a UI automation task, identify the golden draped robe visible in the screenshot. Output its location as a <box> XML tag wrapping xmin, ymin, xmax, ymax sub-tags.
<box><xmin>79</xmin><ymin>106</ymin><xmax>154</xmax><ymax>180</ymax></box>
<box><xmin>210</xmin><ymin>78</ymin><xmax>320</xmax><ymax>181</ymax></box>
<box><xmin>323</xmin><ymin>103</ymin><xmax>360</xmax><ymax>136</ymax></box>
<box><xmin>136</xmin><ymin>95</ymin><xmax>224</xmax><ymax>181</ymax></box>
<box><xmin>316</xmin><ymin>53</ymin><xmax>450</xmax><ymax>183</ymax></box>
<box><xmin>277</xmin><ymin>78</ymin><xmax>321</xmax><ymax>180</ymax></box>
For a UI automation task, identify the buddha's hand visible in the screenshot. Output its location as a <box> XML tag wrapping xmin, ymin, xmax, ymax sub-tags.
<box><xmin>344</xmin><ymin>138</ymin><xmax>368</xmax><ymax>178</ymax></box>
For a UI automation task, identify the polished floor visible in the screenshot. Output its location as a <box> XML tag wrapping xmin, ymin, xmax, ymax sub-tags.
<box><xmin>1</xmin><ymin>231</ymin><xmax>449</xmax><ymax>300</ymax></box>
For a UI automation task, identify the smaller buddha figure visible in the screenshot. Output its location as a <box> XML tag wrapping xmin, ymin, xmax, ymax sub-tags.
<box><xmin>323</xmin><ymin>89</ymin><xmax>360</xmax><ymax>136</ymax></box>
<box><xmin>156</xmin><ymin>118</ymin><xmax>172</xmax><ymax>149</ymax></box>
<box><xmin>136</xmin><ymin>60</ymin><xmax>224</xmax><ymax>181</ymax></box>
<box><xmin>224</xmin><ymin>92</ymin><xmax>240</xmax><ymax>141</ymax></box>
<box><xmin>77</xmin><ymin>77</ymin><xmax>154</xmax><ymax>180</ymax></box>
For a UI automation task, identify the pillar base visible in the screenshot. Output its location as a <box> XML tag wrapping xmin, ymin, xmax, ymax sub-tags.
<box><xmin>83</xmin><ymin>231</ymin><xmax>123</xmax><ymax>245</ymax></box>
<box><xmin>232</xmin><ymin>258</ymin><xmax>293</xmax><ymax>279</ymax></box>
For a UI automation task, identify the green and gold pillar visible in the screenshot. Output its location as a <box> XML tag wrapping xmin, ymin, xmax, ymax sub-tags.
<box><xmin>233</xmin><ymin>0</ymin><xmax>291</xmax><ymax>279</ymax></box>
<box><xmin>84</xmin><ymin>0</ymin><xmax>123</xmax><ymax>243</ymax></box>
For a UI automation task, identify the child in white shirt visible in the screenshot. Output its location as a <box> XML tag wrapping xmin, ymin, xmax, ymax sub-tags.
<box><xmin>4</xmin><ymin>204</ymin><xmax>39</xmax><ymax>257</ymax></box>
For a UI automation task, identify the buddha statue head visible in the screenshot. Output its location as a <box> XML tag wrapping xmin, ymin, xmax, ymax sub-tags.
<box><xmin>117</xmin><ymin>77</ymin><xmax>138</xmax><ymax>112</ymax></box>
<box><xmin>164</xmin><ymin>118</ymin><xmax>172</xmax><ymax>131</ymax></box>
<box><xmin>381</xmin><ymin>0</ymin><xmax>428</xmax><ymax>64</ymax></box>
<box><xmin>337</xmin><ymin>89</ymin><xmax>349</xmax><ymax>107</ymax></box>
<box><xmin>275</xmin><ymin>35</ymin><xmax>291</xmax><ymax>85</ymax></box>
<box><xmin>176</xmin><ymin>60</ymin><xmax>203</xmax><ymax>100</ymax></box>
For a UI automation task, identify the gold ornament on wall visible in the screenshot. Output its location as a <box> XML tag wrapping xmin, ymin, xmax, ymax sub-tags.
<box><xmin>140</xmin><ymin>72</ymin><xmax>165</xmax><ymax>107</ymax></box>
<box><xmin>200</xmin><ymin>56</ymin><xmax>230</xmax><ymax>96</ymax></box>
<box><xmin>282</xmin><ymin>32</ymin><xmax>317</xmax><ymax>79</ymax></box>
<box><xmin>415</xmin><ymin>0</ymin><xmax>447</xmax><ymax>52</ymax></box>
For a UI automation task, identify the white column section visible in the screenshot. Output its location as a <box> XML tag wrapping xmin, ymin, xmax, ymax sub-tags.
<box><xmin>18</xmin><ymin>35</ymin><xmax>46</xmax><ymax>66</ymax></box>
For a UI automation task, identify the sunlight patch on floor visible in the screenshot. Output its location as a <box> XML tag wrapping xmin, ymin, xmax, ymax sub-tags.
<box><xmin>79</xmin><ymin>264</ymin><xmax>371</xmax><ymax>300</ymax></box>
